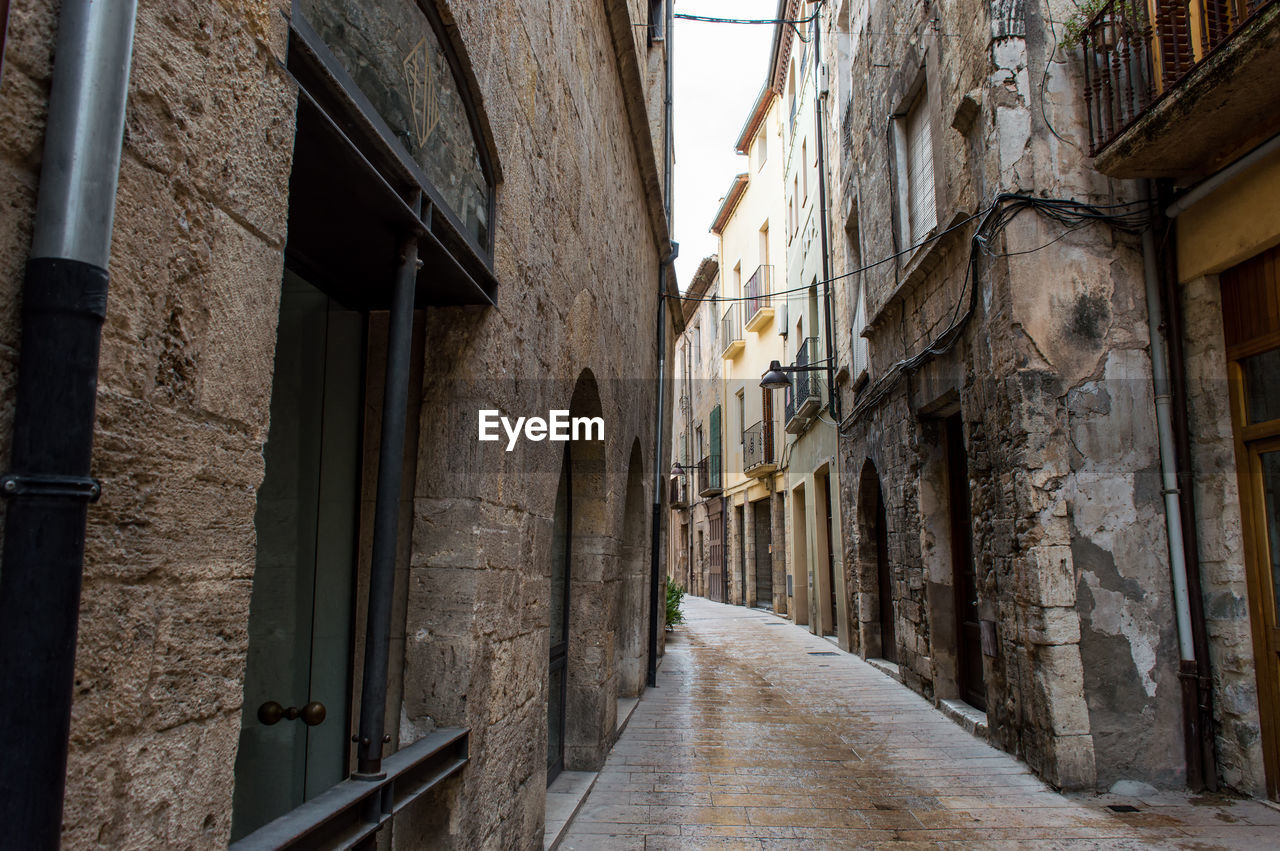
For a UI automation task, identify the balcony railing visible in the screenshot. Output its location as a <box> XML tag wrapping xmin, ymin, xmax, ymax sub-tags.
<box><xmin>1081</xmin><ymin>0</ymin><xmax>1276</xmax><ymax>155</ymax></box>
<box><xmin>698</xmin><ymin>454</ymin><xmax>722</xmax><ymax>496</ymax></box>
<box><xmin>784</xmin><ymin>337</ymin><xmax>823</xmax><ymax>432</ymax></box>
<box><xmin>721</xmin><ymin>303</ymin><xmax>744</xmax><ymax>357</ymax></box>
<box><xmin>743</xmin><ymin>420</ymin><xmax>776</xmax><ymax>476</ymax></box>
<box><xmin>744</xmin><ymin>265</ymin><xmax>775</xmax><ymax>331</ymax></box>
<box><xmin>669</xmin><ymin>475</ymin><xmax>688</xmax><ymax>508</ymax></box>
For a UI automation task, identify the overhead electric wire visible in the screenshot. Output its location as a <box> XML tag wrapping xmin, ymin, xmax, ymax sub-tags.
<box><xmin>836</xmin><ymin>193</ymin><xmax>1150</xmax><ymax>432</ymax></box>
<box><xmin>665</xmin><ymin>196</ymin><xmax>1147</xmax><ymax>305</ymax></box>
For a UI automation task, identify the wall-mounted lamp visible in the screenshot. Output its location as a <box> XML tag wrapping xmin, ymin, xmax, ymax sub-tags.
<box><xmin>759</xmin><ymin>359</ymin><xmax>832</xmax><ymax>390</ymax></box>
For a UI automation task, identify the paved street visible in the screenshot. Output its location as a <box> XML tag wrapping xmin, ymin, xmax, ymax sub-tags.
<box><xmin>560</xmin><ymin>596</ymin><xmax>1280</xmax><ymax>849</ymax></box>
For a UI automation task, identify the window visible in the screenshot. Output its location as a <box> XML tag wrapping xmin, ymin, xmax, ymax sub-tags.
<box><xmin>787</xmin><ymin>63</ymin><xmax>797</xmax><ymax>127</ymax></box>
<box><xmin>691</xmin><ymin>322</ymin><xmax>701</xmax><ymax>367</ymax></box>
<box><xmin>297</xmin><ymin>0</ymin><xmax>495</xmax><ymax>254</ymax></box>
<box><xmin>894</xmin><ymin>85</ymin><xmax>937</xmax><ymax>247</ymax></box>
<box><xmin>801</xmin><ymin>140</ymin><xmax>808</xmax><ymax>202</ymax></box>
<box><xmin>648</xmin><ymin>0</ymin><xmax>666</xmax><ymax>43</ymax></box>
<box><xmin>733</xmin><ymin>262</ymin><xmax>742</xmax><ymax>297</ymax></box>
<box><xmin>737</xmin><ymin>389</ymin><xmax>746</xmax><ymax>447</ymax></box>
<box><xmin>756</xmin><ymin>125</ymin><xmax>768</xmax><ymax>170</ymax></box>
<box><xmin>793</xmin><ymin>176</ymin><xmax>800</xmax><ymax>233</ymax></box>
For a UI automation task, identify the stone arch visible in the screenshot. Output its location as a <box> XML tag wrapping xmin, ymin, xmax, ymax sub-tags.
<box><xmin>857</xmin><ymin>459</ymin><xmax>896</xmax><ymax>662</ymax></box>
<box><xmin>562</xmin><ymin>369</ymin><xmax>614</xmax><ymax>770</ymax></box>
<box><xmin>615</xmin><ymin>439</ymin><xmax>648</xmax><ymax>698</ymax></box>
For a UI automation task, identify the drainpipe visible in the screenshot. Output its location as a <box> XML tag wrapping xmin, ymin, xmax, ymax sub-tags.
<box><xmin>811</xmin><ymin>4</ymin><xmax>839</xmax><ymax>421</ymax></box>
<box><xmin>1140</xmin><ymin>183</ymin><xmax>1216</xmax><ymax>791</ymax></box>
<box><xmin>646</xmin><ymin>0</ymin><xmax>676</xmax><ymax>690</ymax></box>
<box><xmin>0</xmin><ymin>1</ymin><xmax>139</xmax><ymax>845</ymax></box>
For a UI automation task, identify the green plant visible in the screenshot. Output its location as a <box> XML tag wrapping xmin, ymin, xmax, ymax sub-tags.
<box><xmin>1060</xmin><ymin>0</ymin><xmax>1143</xmax><ymax>49</ymax></box>
<box><xmin>665</xmin><ymin>581</ymin><xmax>685</xmax><ymax>630</ymax></box>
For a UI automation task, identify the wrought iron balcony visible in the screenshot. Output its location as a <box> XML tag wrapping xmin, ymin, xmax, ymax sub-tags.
<box><xmin>744</xmin><ymin>265</ymin><xmax>775</xmax><ymax>332</ymax></box>
<box><xmin>743</xmin><ymin>420</ymin><xmax>777</xmax><ymax>477</ymax></box>
<box><xmin>1081</xmin><ymin>0</ymin><xmax>1280</xmax><ymax>175</ymax></box>
<box><xmin>784</xmin><ymin>337</ymin><xmax>823</xmax><ymax>434</ymax></box>
<box><xmin>669</xmin><ymin>475</ymin><xmax>689</xmax><ymax>508</ymax></box>
<box><xmin>697</xmin><ymin>454</ymin><xmax>722</xmax><ymax>496</ymax></box>
<box><xmin>721</xmin><ymin>303</ymin><xmax>744</xmax><ymax>358</ymax></box>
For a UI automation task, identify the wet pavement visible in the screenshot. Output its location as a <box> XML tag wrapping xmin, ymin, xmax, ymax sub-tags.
<box><xmin>559</xmin><ymin>596</ymin><xmax>1280</xmax><ymax>849</ymax></box>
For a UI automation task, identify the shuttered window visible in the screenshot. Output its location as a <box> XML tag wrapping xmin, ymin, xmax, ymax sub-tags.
<box><xmin>904</xmin><ymin>88</ymin><xmax>936</xmax><ymax>244</ymax></box>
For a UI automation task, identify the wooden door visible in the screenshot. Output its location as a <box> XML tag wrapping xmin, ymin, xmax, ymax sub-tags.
<box><xmin>1222</xmin><ymin>244</ymin><xmax>1280</xmax><ymax>800</ymax></box>
<box><xmin>874</xmin><ymin>480</ymin><xmax>897</xmax><ymax>663</ymax></box>
<box><xmin>946</xmin><ymin>414</ymin><xmax>985</xmax><ymax>711</ymax></box>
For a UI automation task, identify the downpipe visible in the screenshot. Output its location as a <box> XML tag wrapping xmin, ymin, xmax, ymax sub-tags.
<box><xmin>1140</xmin><ymin>185</ymin><xmax>1216</xmax><ymax>791</ymax></box>
<box><xmin>0</xmin><ymin>0</ymin><xmax>139</xmax><ymax>845</ymax></box>
<box><xmin>646</xmin><ymin>0</ymin><xmax>676</xmax><ymax>690</ymax></box>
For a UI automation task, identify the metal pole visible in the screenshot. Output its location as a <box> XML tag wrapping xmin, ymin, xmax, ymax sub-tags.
<box><xmin>811</xmin><ymin>5</ymin><xmax>838</xmax><ymax>421</ymax></box>
<box><xmin>1140</xmin><ymin>198</ymin><xmax>1205</xmax><ymax>790</ymax></box>
<box><xmin>0</xmin><ymin>1</ymin><xmax>138</xmax><ymax>845</ymax></box>
<box><xmin>647</xmin><ymin>0</ymin><xmax>676</xmax><ymax>690</ymax></box>
<box><xmin>355</xmin><ymin>235</ymin><xmax>419</xmax><ymax>778</ymax></box>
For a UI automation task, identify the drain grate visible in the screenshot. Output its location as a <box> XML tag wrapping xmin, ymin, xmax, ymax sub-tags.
<box><xmin>1107</xmin><ymin>805</ymin><xmax>1140</xmax><ymax>813</ymax></box>
<box><xmin>762</xmin><ymin>622</ymin><xmax>786</xmax><ymax>626</ymax></box>
<box><xmin>807</xmin><ymin>651</ymin><xmax>839</xmax><ymax>656</ymax></box>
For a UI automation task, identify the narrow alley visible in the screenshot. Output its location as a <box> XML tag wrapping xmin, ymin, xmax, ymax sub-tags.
<box><xmin>559</xmin><ymin>598</ymin><xmax>1280</xmax><ymax>849</ymax></box>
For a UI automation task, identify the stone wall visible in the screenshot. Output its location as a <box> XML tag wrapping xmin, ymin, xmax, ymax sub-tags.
<box><xmin>828</xmin><ymin>0</ymin><xmax>1188</xmax><ymax>792</ymax></box>
<box><xmin>0</xmin><ymin>0</ymin><xmax>669</xmax><ymax>847</ymax></box>
<box><xmin>1180</xmin><ymin>274</ymin><xmax>1268</xmax><ymax>797</ymax></box>
<box><xmin>2</xmin><ymin>1</ymin><xmax>297</xmax><ymax>844</ymax></box>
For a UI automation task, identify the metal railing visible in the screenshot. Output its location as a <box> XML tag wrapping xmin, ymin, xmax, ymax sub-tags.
<box><xmin>745</xmin><ymin>265</ymin><xmax>772</xmax><ymax>323</ymax></box>
<box><xmin>721</xmin><ymin>302</ymin><xmax>743</xmax><ymax>353</ymax></box>
<box><xmin>669</xmin><ymin>475</ymin><xmax>688</xmax><ymax>507</ymax></box>
<box><xmin>698</xmin><ymin>454</ymin><xmax>722</xmax><ymax>495</ymax></box>
<box><xmin>743</xmin><ymin>420</ymin><xmax>774</xmax><ymax>472</ymax></box>
<box><xmin>1081</xmin><ymin>0</ymin><xmax>1274</xmax><ymax>154</ymax></box>
<box><xmin>784</xmin><ymin>337</ymin><xmax>822</xmax><ymax>425</ymax></box>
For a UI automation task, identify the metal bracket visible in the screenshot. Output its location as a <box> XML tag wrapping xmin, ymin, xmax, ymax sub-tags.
<box><xmin>0</xmin><ymin>473</ymin><xmax>102</xmax><ymax>503</ymax></box>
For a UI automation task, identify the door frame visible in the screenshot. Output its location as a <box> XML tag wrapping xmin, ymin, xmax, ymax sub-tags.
<box><xmin>1228</xmin><ymin>366</ymin><xmax>1280</xmax><ymax>801</ymax></box>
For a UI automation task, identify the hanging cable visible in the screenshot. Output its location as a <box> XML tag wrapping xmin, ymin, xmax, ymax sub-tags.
<box><xmin>664</xmin><ymin>196</ymin><xmax>1148</xmax><ymax>305</ymax></box>
<box><xmin>836</xmin><ymin>193</ymin><xmax>1150</xmax><ymax>432</ymax></box>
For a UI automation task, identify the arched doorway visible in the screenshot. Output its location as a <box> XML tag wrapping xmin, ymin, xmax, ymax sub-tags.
<box><xmin>547</xmin><ymin>370</ymin><xmax>610</xmax><ymax>782</ymax></box>
<box><xmin>858</xmin><ymin>460</ymin><xmax>895</xmax><ymax>662</ymax></box>
<box><xmin>616</xmin><ymin>441</ymin><xmax>647</xmax><ymax>698</ymax></box>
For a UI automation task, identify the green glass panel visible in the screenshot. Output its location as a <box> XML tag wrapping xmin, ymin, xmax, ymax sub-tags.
<box><xmin>1241</xmin><ymin>348</ymin><xmax>1280</xmax><ymax>425</ymax></box>
<box><xmin>1261</xmin><ymin>450</ymin><xmax>1280</xmax><ymax>621</ymax></box>
<box><xmin>299</xmin><ymin>0</ymin><xmax>491</xmax><ymax>250</ymax></box>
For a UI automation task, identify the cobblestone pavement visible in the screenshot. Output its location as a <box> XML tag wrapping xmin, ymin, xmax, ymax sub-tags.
<box><xmin>560</xmin><ymin>596</ymin><xmax>1280</xmax><ymax>849</ymax></box>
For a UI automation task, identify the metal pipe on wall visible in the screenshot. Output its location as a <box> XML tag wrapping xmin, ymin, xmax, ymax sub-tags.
<box><xmin>1140</xmin><ymin>188</ymin><xmax>1216</xmax><ymax>791</ymax></box>
<box><xmin>647</xmin><ymin>0</ymin><xmax>676</xmax><ymax>690</ymax></box>
<box><xmin>0</xmin><ymin>0</ymin><xmax>139</xmax><ymax>844</ymax></box>
<box><xmin>355</xmin><ymin>234</ymin><xmax>420</xmax><ymax>779</ymax></box>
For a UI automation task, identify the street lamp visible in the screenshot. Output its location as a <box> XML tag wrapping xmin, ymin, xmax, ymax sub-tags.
<box><xmin>759</xmin><ymin>359</ymin><xmax>832</xmax><ymax>390</ymax></box>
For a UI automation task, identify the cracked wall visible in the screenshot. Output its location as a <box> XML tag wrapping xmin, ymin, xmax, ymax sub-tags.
<box><xmin>828</xmin><ymin>0</ymin><xmax>1187</xmax><ymax>792</ymax></box>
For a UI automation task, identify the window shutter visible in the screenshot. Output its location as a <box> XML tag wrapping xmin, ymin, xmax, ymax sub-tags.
<box><xmin>905</xmin><ymin>91</ymin><xmax>936</xmax><ymax>243</ymax></box>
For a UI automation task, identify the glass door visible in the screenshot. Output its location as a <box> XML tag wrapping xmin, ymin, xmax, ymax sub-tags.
<box><xmin>231</xmin><ymin>273</ymin><xmax>364</xmax><ymax>839</ymax></box>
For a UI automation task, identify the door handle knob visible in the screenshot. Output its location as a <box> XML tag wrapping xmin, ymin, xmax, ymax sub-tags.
<box><xmin>258</xmin><ymin>700</ymin><xmax>327</xmax><ymax>727</ymax></box>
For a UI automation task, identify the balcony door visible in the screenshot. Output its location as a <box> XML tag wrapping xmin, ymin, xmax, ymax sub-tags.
<box><xmin>1222</xmin><ymin>245</ymin><xmax>1280</xmax><ymax>801</ymax></box>
<box><xmin>231</xmin><ymin>272</ymin><xmax>363</xmax><ymax>839</ymax></box>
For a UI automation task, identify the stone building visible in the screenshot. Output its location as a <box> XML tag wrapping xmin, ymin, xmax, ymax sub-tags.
<box><xmin>819</xmin><ymin>0</ymin><xmax>1272</xmax><ymax>799</ymax></box>
<box><xmin>670</xmin><ymin>256</ymin><xmax>722</xmax><ymax>600</ymax></box>
<box><xmin>1081</xmin><ymin>0</ymin><xmax>1280</xmax><ymax>803</ymax></box>
<box><xmin>0</xmin><ymin>0</ymin><xmax>674</xmax><ymax>847</ymax></box>
<box><xmin>773</xmin><ymin>2</ymin><xmax>846</xmax><ymax>642</ymax></box>
<box><xmin>712</xmin><ymin>97</ymin><xmax>789</xmax><ymax>613</ymax></box>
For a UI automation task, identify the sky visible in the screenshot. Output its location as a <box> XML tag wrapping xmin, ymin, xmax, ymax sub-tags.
<box><xmin>671</xmin><ymin>1</ymin><xmax>780</xmax><ymax>292</ymax></box>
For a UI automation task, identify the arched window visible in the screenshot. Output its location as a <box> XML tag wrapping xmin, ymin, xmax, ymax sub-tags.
<box><xmin>288</xmin><ymin>0</ymin><xmax>500</xmax><ymax>305</ymax></box>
